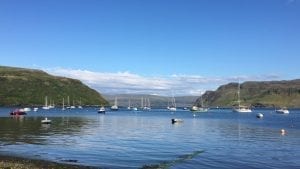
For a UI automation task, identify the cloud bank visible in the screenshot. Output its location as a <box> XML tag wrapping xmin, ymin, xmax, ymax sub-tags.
<box><xmin>45</xmin><ymin>68</ymin><xmax>282</xmax><ymax>96</ymax></box>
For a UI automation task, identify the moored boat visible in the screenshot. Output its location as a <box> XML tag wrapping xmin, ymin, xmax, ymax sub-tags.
<box><xmin>276</xmin><ymin>107</ymin><xmax>289</xmax><ymax>114</ymax></box>
<box><xmin>190</xmin><ymin>106</ymin><xmax>208</xmax><ymax>112</ymax></box>
<box><xmin>41</xmin><ymin>117</ymin><xmax>52</xmax><ymax>124</ymax></box>
<box><xmin>23</xmin><ymin>107</ymin><xmax>31</xmax><ymax>112</ymax></box>
<box><xmin>111</xmin><ymin>97</ymin><xmax>119</xmax><ymax>111</ymax></box>
<box><xmin>98</xmin><ymin>106</ymin><xmax>106</xmax><ymax>113</ymax></box>
<box><xmin>42</xmin><ymin>96</ymin><xmax>50</xmax><ymax>110</ymax></box>
<box><xmin>171</xmin><ymin>118</ymin><xmax>183</xmax><ymax>124</ymax></box>
<box><xmin>233</xmin><ymin>106</ymin><xmax>252</xmax><ymax>113</ymax></box>
<box><xmin>169</xmin><ymin>107</ymin><xmax>177</xmax><ymax>111</ymax></box>
<box><xmin>168</xmin><ymin>95</ymin><xmax>177</xmax><ymax>111</ymax></box>
<box><xmin>232</xmin><ymin>82</ymin><xmax>252</xmax><ymax>113</ymax></box>
<box><xmin>256</xmin><ymin>113</ymin><xmax>263</xmax><ymax>118</ymax></box>
<box><xmin>190</xmin><ymin>92</ymin><xmax>208</xmax><ymax>112</ymax></box>
<box><xmin>10</xmin><ymin>109</ymin><xmax>27</xmax><ymax>116</ymax></box>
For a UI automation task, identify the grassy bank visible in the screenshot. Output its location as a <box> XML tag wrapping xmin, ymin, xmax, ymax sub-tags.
<box><xmin>0</xmin><ymin>155</ymin><xmax>96</xmax><ymax>169</ymax></box>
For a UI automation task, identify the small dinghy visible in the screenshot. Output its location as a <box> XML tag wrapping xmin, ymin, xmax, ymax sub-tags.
<box><xmin>256</xmin><ymin>113</ymin><xmax>263</xmax><ymax>118</ymax></box>
<box><xmin>98</xmin><ymin>106</ymin><xmax>106</xmax><ymax>113</ymax></box>
<box><xmin>172</xmin><ymin>118</ymin><xmax>183</xmax><ymax>124</ymax></box>
<box><xmin>41</xmin><ymin>117</ymin><xmax>52</xmax><ymax>124</ymax></box>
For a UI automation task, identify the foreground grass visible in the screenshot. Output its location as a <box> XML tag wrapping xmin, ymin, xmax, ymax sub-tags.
<box><xmin>0</xmin><ymin>155</ymin><xmax>95</xmax><ymax>169</ymax></box>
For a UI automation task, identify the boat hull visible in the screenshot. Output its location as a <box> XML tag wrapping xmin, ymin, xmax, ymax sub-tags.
<box><xmin>276</xmin><ymin>110</ymin><xmax>289</xmax><ymax>114</ymax></box>
<box><xmin>233</xmin><ymin>108</ymin><xmax>252</xmax><ymax>113</ymax></box>
<box><xmin>41</xmin><ymin>118</ymin><xmax>51</xmax><ymax>124</ymax></box>
<box><xmin>41</xmin><ymin>120</ymin><xmax>51</xmax><ymax>124</ymax></box>
<box><xmin>10</xmin><ymin>109</ymin><xmax>27</xmax><ymax>116</ymax></box>
<box><xmin>172</xmin><ymin>118</ymin><xmax>183</xmax><ymax>124</ymax></box>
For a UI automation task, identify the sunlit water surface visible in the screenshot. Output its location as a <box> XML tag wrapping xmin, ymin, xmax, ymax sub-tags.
<box><xmin>0</xmin><ymin>107</ymin><xmax>299</xmax><ymax>168</ymax></box>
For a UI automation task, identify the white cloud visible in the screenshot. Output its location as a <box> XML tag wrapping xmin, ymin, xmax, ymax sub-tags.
<box><xmin>45</xmin><ymin>67</ymin><xmax>282</xmax><ymax>96</ymax></box>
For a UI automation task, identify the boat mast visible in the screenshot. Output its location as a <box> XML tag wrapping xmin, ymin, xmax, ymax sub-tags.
<box><xmin>45</xmin><ymin>96</ymin><xmax>48</xmax><ymax>107</ymax></box>
<box><xmin>201</xmin><ymin>93</ymin><xmax>204</xmax><ymax>108</ymax></box>
<box><xmin>141</xmin><ymin>97</ymin><xmax>143</xmax><ymax>108</ymax></box>
<box><xmin>237</xmin><ymin>82</ymin><xmax>241</xmax><ymax>108</ymax></box>
<box><xmin>115</xmin><ymin>97</ymin><xmax>118</xmax><ymax>106</ymax></box>
<box><xmin>128</xmin><ymin>98</ymin><xmax>131</xmax><ymax>108</ymax></box>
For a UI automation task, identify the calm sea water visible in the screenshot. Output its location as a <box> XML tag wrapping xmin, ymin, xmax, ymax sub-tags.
<box><xmin>0</xmin><ymin>107</ymin><xmax>299</xmax><ymax>169</ymax></box>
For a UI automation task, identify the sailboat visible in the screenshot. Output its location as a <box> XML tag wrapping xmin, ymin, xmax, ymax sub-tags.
<box><xmin>42</xmin><ymin>96</ymin><xmax>50</xmax><ymax>110</ymax></box>
<box><xmin>111</xmin><ymin>97</ymin><xmax>118</xmax><ymax>111</ymax></box>
<box><xmin>232</xmin><ymin>82</ymin><xmax>252</xmax><ymax>113</ymax></box>
<box><xmin>127</xmin><ymin>98</ymin><xmax>131</xmax><ymax>110</ymax></box>
<box><xmin>66</xmin><ymin>96</ymin><xmax>71</xmax><ymax>109</ymax></box>
<box><xmin>62</xmin><ymin>98</ymin><xmax>66</xmax><ymax>110</ymax></box>
<box><xmin>98</xmin><ymin>106</ymin><xmax>106</xmax><ymax>113</ymax></box>
<box><xmin>190</xmin><ymin>93</ymin><xmax>208</xmax><ymax>112</ymax></box>
<box><xmin>140</xmin><ymin>97</ymin><xmax>144</xmax><ymax>110</ymax></box>
<box><xmin>275</xmin><ymin>107</ymin><xmax>289</xmax><ymax>114</ymax></box>
<box><xmin>49</xmin><ymin>99</ymin><xmax>55</xmax><ymax>109</ymax></box>
<box><xmin>70</xmin><ymin>100</ymin><xmax>76</xmax><ymax>109</ymax></box>
<box><xmin>78</xmin><ymin>97</ymin><xmax>83</xmax><ymax>109</ymax></box>
<box><xmin>168</xmin><ymin>96</ymin><xmax>176</xmax><ymax>111</ymax></box>
<box><xmin>143</xmin><ymin>98</ymin><xmax>151</xmax><ymax>110</ymax></box>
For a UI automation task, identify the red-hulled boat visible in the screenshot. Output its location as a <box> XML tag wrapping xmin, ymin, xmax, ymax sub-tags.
<box><xmin>10</xmin><ymin>109</ymin><xmax>27</xmax><ymax>116</ymax></box>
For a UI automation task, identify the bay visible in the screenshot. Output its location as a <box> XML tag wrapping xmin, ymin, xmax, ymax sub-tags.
<box><xmin>0</xmin><ymin>107</ymin><xmax>299</xmax><ymax>169</ymax></box>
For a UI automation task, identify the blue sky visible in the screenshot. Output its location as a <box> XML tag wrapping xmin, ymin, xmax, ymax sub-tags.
<box><xmin>0</xmin><ymin>0</ymin><xmax>299</xmax><ymax>95</ymax></box>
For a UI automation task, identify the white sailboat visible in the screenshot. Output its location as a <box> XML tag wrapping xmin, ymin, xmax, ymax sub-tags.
<box><xmin>98</xmin><ymin>106</ymin><xmax>106</xmax><ymax>113</ymax></box>
<box><xmin>66</xmin><ymin>96</ymin><xmax>71</xmax><ymax>109</ymax></box>
<box><xmin>190</xmin><ymin>106</ymin><xmax>208</xmax><ymax>112</ymax></box>
<box><xmin>127</xmin><ymin>98</ymin><xmax>131</xmax><ymax>110</ymax></box>
<box><xmin>62</xmin><ymin>98</ymin><xmax>66</xmax><ymax>110</ymax></box>
<box><xmin>111</xmin><ymin>97</ymin><xmax>118</xmax><ymax>111</ymax></box>
<box><xmin>169</xmin><ymin>96</ymin><xmax>176</xmax><ymax>111</ymax></box>
<box><xmin>49</xmin><ymin>99</ymin><xmax>55</xmax><ymax>109</ymax></box>
<box><xmin>143</xmin><ymin>98</ymin><xmax>151</xmax><ymax>110</ymax></box>
<box><xmin>233</xmin><ymin>82</ymin><xmax>252</xmax><ymax>113</ymax></box>
<box><xmin>70</xmin><ymin>100</ymin><xmax>76</xmax><ymax>109</ymax></box>
<box><xmin>42</xmin><ymin>96</ymin><xmax>50</xmax><ymax>110</ymax></box>
<box><xmin>276</xmin><ymin>107</ymin><xmax>289</xmax><ymax>114</ymax></box>
<box><xmin>78</xmin><ymin>97</ymin><xmax>83</xmax><ymax>109</ymax></box>
<box><xmin>140</xmin><ymin>97</ymin><xmax>144</xmax><ymax>110</ymax></box>
<box><xmin>190</xmin><ymin>93</ymin><xmax>208</xmax><ymax>112</ymax></box>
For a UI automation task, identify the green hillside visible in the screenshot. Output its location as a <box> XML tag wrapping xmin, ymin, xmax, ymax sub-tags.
<box><xmin>0</xmin><ymin>66</ymin><xmax>108</xmax><ymax>106</ymax></box>
<box><xmin>196</xmin><ymin>80</ymin><xmax>300</xmax><ymax>108</ymax></box>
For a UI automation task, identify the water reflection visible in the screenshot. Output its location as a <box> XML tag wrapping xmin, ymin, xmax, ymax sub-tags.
<box><xmin>0</xmin><ymin>109</ymin><xmax>299</xmax><ymax>168</ymax></box>
<box><xmin>0</xmin><ymin>116</ymin><xmax>92</xmax><ymax>145</ymax></box>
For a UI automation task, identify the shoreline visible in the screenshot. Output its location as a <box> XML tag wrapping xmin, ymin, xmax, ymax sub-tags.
<box><xmin>0</xmin><ymin>154</ymin><xmax>98</xmax><ymax>169</ymax></box>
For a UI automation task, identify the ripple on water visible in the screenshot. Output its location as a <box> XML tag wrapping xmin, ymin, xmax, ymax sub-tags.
<box><xmin>0</xmin><ymin>109</ymin><xmax>299</xmax><ymax>168</ymax></box>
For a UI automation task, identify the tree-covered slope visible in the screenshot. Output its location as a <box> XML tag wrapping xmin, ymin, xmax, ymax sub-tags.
<box><xmin>196</xmin><ymin>80</ymin><xmax>300</xmax><ymax>108</ymax></box>
<box><xmin>0</xmin><ymin>66</ymin><xmax>108</xmax><ymax>106</ymax></box>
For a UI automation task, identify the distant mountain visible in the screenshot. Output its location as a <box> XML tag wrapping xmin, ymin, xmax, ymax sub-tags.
<box><xmin>196</xmin><ymin>80</ymin><xmax>300</xmax><ymax>108</ymax></box>
<box><xmin>0</xmin><ymin>66</ymin><xmax>108</xmax><ymax>106</ymax></box>
<box><xmin>103</xmin><ymin>94</ymin><xmax>199</xmax><ymax>108</ymax></box>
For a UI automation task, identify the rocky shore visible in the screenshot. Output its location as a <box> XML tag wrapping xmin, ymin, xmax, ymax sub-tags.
<box><xmin>0</xmin><ymin>155</ymin><xmax>96</xmax><ymax>169</ymax></box>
